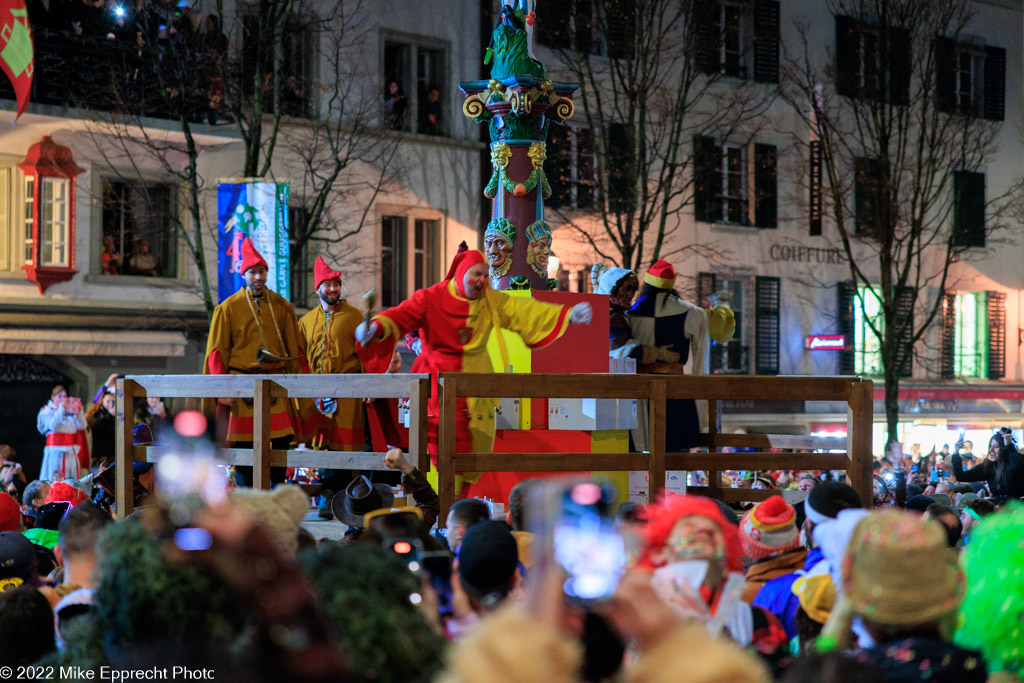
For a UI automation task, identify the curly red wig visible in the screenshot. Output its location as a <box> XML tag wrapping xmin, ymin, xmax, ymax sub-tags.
<box><xmin>635</xmin><ymin>493</ymin><xmax>742</xmax><ymax>572</ymax></box>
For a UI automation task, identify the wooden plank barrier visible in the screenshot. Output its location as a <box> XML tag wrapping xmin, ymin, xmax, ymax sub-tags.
<box><xmin>114</xmin><ymin>374</ymin><xmax>431</xmax><ymax>519</ymax></box>
<box><xmin>437</xmin><ymin>373</ymin><xmax>874</xmax><ymax>521</ymax></box>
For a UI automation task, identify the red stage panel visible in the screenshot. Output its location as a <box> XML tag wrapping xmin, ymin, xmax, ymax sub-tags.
<box><xmin>531</xmin><ymin>292</ymin><xmax>609</xmax><ymax>373</ymax></box>
<box><xmin>468</xmin><ymin>429</ymin><xmax>594</xmax><ymax>502</ymax></box>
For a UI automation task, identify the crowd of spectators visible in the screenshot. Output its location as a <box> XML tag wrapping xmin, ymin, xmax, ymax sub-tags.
<box><xmin>1</xmin><ymin>420</ymin><xmax>1022</xmax><ymax>681</ymax></box>
<box><xmin>21</xmin><ymin>0</ymin><xmax>231</xmax><ymax>124</ymax></box>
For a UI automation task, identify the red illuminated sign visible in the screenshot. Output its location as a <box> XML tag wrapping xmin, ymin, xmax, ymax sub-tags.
<box><xmin>807</xmin><ymin>334</ymin><xmax>846</xmax><ymax>350</ymax></box>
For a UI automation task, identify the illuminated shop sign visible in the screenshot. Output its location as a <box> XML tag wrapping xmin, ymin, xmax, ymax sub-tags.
<box><xmin>807</xmin><ymin>334</ymin><xmax>846</xmax><ymax>350</ymax></box>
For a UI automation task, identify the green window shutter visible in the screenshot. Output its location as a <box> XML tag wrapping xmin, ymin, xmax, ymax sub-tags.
<box><xmin>693</xmin><ymin>135</ymin><xmax>722</xmax><ymax>222</ymax></box>
<box><xmin>935</xmin><ymin>37</ymin><xmax>956</xmax><ymax>114</ymax></box>
<box><xmin>987</xmin><ymin>291</ymin><xmax>1006</xmax><ymax>379</ymax></box>
<box><xmin>755</xmin><ymin>276</ymin><xmax>780</xmax><ymax>374</ymax></box>
<box><xmin>941</xmin><ymin>292</ymin><xmax>956</xmax><ymax>379</ymax></box>
<box><xmin>754</xmin><ymin>143</ymin><xmax>777</xmax><ymax>228</ymax></box>
<box><xmin>984</xmin><ymin>46</ymin><xmax>1006</xmax><ymax>122</ymax></box>
<box><xmin>838</xmin><ymin>281</ymin><xmax>856</xmax><ymax>375</ymax></box>
<box><xmin>693</xmin><ymin>1</ymin><xmax>721</xmax><ymax>75</ymax></box>
<box><xmin>953</xmin><ymin>171</ymin><xmax>986</xmax><ymax>248</ymax></box>
<box><xmin>835</xmin><ymin>16</ymin><xmax>860</xmax><ymax>97</ymax></box>
<box><xmin>752</xmin><ymin>0</ymin><xmax>780</xmax><ymax>83</ymax></box>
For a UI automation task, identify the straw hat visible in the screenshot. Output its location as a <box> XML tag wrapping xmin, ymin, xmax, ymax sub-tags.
<box><xmin>842</xmin><ymin>509</ymin><xmax>963</xmax><ymax>626</ymax></box>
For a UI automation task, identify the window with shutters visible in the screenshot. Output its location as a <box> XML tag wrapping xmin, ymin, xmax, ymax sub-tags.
<box><xmin>936</xmin><ymin>39</ymin><xmax>1005</xmax><ymax>121</ymax></box>
<box><xmin>839</xmin><ymin>282</ymin><xmax>912</xmax><ymax>377</ymax></box>
<box><xmin>835</xmin><ymin>16</ymin><xmax>910</xmax><ymax>105</ymax></box>
<box><xmin>694</xmin><ymin>137</ymin><xmax>776</xmax><ymax>228</ymax></box>
<box><xmin>537</xmin><ymin>0</ymin><xmax>635</xmax><ymax>58</ymax></box>
<box><xmin>694</xmin><ymin>0</ymin><xmax>779</xmax><ymax>83</ymax></box>
<box><xmin>100</xmin><ymin>179</ymin><xmax>179</xmax><ymax>279</ymax></box>
<box><xmin>535</xmin><ymin>0</ymin><xmax>572</xmax><ymax>49</ymax></box>
<box><xmin>383</xmin><ymin>37</ymin><xmax>449</xmax><ymax>136</ymax></box>
<box><xmin>546</xmin><ymin>125</ymin><xmax>597</xmax><ymax>211</ymax></box>
<box><xmin>853</xmin><ymin>284</ymin><xmax>884</xmax><ymax>376</ymax></box>
<box><xmin>941</xmin><ymin>291</ymin><xmax>1005</xmax><ymax>380</ymax></box>
<box><xmin>722</xmin><ymin>145</ymin><xmax>747</xmax><ymax>224</ymax></box>
<box><xmin>242</xmin><ymin>13</ymin><xmax>317</xmax><ymax>119</ymax></box>
<box><xmin>953</xmin><ymin>171</ymin><xmax>986</xmax><ymax>248</ymax></box>
<box><xmin>954</xmin><ymin>292</ymin><xmax>987</xmax><ymax>378</ymax></box>
<box><xmin>697</xmin><ymin>272</ymin><xmax>751</xmax><ymax>374</ymax></box>
<box><xmin>379</xmin><ymin>214</ymin><xmax>441</xmax><ymax>308</ymax></box>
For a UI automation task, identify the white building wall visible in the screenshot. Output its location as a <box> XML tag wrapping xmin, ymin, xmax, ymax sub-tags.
<box><xmin>544</xmin><ymin>0</ymin><xmax>1024</xmax><ymax>387</ymax></box>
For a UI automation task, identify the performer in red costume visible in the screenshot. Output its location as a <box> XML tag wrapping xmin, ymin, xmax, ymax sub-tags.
<box><xmin>356</xmin><ymin>247</ymin><xmax>592</xmax><ymax>473</ymax></box>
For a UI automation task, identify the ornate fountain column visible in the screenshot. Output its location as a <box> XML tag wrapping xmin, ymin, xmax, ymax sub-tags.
<box><xmin>459</xmin><ymin>1</ymin><xmax>578</xmax><ymax>291</ymax></box>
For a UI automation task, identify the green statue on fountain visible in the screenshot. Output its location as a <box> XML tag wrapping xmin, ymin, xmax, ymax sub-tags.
<box><xmin>487</xmin><ymin>0</ymin><xmax>545</xmax><ymax>80</ymax></box>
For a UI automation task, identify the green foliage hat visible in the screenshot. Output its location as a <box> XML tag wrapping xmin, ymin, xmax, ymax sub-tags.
<box><xmin>485</xmin><ymin>217</ymin><xmax>516</xmax><ymax>244</ymax></box>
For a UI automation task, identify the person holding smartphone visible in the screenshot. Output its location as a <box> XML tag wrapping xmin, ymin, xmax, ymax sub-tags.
<box><xmin>37</xmin><ymin>384</ymin><xmax>88</xmax><ymax>482</ymax></box>
<box><xmin>952</xmin><ymin>428</ymin><xmax>1024</xmax><ymax>503</ymax></box>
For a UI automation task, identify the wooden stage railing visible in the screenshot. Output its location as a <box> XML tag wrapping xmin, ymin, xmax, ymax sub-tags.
<box><xmin>114</xmin><ymin>374</ymin><xmax>430</xmax><ymax>519</ymax></box>
<box><xmin>437</xmin><ymin>373</ymin><xmax>874</xmax><ymax>520</ymax></box>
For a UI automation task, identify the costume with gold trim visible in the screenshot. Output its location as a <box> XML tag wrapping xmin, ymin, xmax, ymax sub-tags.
<box><xmin>296</xmin><ymin>301</ymin><xmax>365</xmax><ymax>450</ymax></box>
<box><xmin>358</xmin><ymin>250</ymin><xmax>571</xmax><ymax>468</ymax></box>
<box><xmin>204</xmin><ymin>285</ymin><xmax>305</xmax><ymax>443</ymax></box>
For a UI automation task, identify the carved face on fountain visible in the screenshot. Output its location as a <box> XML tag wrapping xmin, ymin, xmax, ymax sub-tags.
<box><xmin>527</xmin><ymin>237</ymin><xmax>551</xmax><ymax>275</ymax></box>
<box><xmin>484</xmin><ymin>218</ymin><xmax>516</xmax><ymax>284</ymax></box>
<box><xmin>525</xmin><ymin>220</ymin><xmax>553</xmax><ymax>277</ymax></box>
<box><xmin>484</xmin><ymin>233</ymin><xmax>513</xmax><ymax>270</ymax></box>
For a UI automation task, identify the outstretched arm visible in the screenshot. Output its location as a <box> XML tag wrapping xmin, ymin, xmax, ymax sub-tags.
<box><xmin>357</xmin><ymin>287</ymin><xmax>431</xmax><ymax>373</ymax></box>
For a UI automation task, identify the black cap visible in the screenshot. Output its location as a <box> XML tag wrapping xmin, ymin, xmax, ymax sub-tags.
<box><xmin>35</xmin><ymin>501</ymin><xmax>71</xmax><ymax>531</ymax></box>
<box><xmin>906</xmin><ymin>494</ymin><xmax>936</xmax><ymax>513</ymax></box>
<box><xmin>0</xmin><ymin>531</ymin><xmax>38</xmax><ymax>585</ymax></box>
<box><xmin>457</xmin><ymin>520</ymin><xmax>518</xmax><ymax>598</ymax></box>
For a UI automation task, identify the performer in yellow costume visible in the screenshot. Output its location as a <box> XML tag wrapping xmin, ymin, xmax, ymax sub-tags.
<box><xmin>296</xmin><ymin>256</ymin><xmax>365</xmax><ymax>451</ymax></box>
<box><xmin>204</xmin><ymin>238</ymin><xmax>305</xmax><ymax>462</ymax></box>
<box><xmin>356</xmin><ymin>249</ymin><xmax>593</xmax><ymax>468</ymax></box>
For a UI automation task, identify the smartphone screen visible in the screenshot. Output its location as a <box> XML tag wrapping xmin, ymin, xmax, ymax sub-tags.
<box><xmin>553</xmin><ymin>483</ymin><xmax>625</xmax><ymax>605</ymax></box>
<box><xmin>930</xmin><ymin>466</ymin><xmax>938</xmax><ymax>484</ymax></box>
<box><xmin>422</xmin><ymin>551</ymin><xmax>453</xmax><ymax>616</ymax></box>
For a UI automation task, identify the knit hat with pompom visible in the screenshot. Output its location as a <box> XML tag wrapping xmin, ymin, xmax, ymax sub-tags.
<box><xmin>739</xmin><ymin>495</ymin><xmax>800</xmax><ymax>560</ymax></box>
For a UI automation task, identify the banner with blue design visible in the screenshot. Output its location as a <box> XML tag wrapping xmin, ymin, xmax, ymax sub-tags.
<box><xmin>217</xmin><ymin>179</ymin><xmax>291</xmax><ymax>303</ymax></box>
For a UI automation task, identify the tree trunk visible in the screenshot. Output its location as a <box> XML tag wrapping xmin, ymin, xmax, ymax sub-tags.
<box><xmin>884</xmin><ymin>360</ymin><xmax>900</xmax><ymax>454</ymax></box>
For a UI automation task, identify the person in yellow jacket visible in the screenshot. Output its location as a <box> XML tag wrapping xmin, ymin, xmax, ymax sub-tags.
<box><xmin>296</xmin><ymin>256</ymin><xmax>366</xmax><ymax>452</ymax></box>
<box><xmin>204</xmin><ymin>237</ymin><xmax>305</xmax><ymax>484</ymax></box>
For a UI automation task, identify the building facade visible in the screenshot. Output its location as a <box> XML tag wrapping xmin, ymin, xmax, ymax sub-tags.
<box><xmin>0</xmin><ymin>0</ymin><xmax>489</xmax><ymax>475</ymax></box>
<box><xmin>1</xmin><ymin>0</ymin><xmax>1020</xmax><ymax>474</ymax></box>
<box><xmin>537</xmin><ymin>0</ymin><xmax>1024</xmax><ymax>453</ymax></box>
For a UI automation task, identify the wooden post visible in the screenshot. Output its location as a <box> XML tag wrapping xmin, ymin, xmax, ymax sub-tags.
<box><xmin>847</xmin><ymin>379</ymin><xmax>874</xmax><ymax>507</ymax></box>
<box><xmin>707</xmin><ymin>398</ymin><xmax>721</xmax><ymax>497</ymax></box>
<box><xmin>409</xmin><ymin>377</ymin><xmax>430</xmax><ymax>473</ymax></box>
<box><xmin>438</xmin><ymin>375</ymin><xmax>458</xmax><ymax>524</ymax></box>
<box><xmin>115</xmin><ymin>378</ymin><xmax>137</xmax><ymax>519</ymax></box>
<box><xmin>648</xmin><ymin>379</ymin><xmax>667</xmax><ymax>502</ymax></box>
<box><xmin>252</xmin><ymin>379</ymin><xmax>273</xmax><ymax>490</ymax></box>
